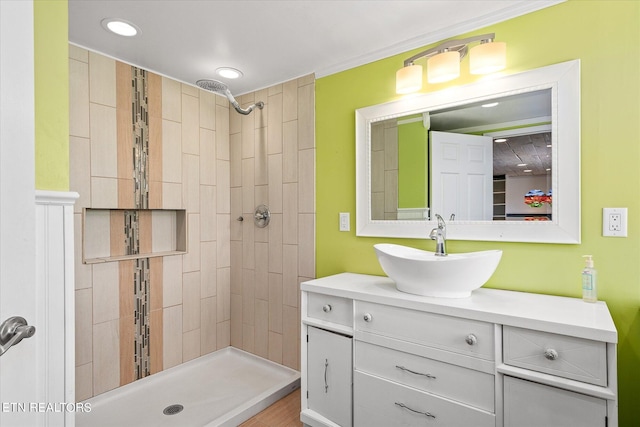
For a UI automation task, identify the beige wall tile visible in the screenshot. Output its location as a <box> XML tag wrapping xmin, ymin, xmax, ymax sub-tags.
<box><xmin>282</xmin><ymin>244</ymin><xmax>299</xmax><ymax>308</ymax></box>
<box><xmin>242</xmin><ymin>324</ymin><xmax>255</xmax><ymax>353</ymax></box>
<box><xmin>297</xmin><ymin>82</ymin><xmax>314</xmax><ymax>150</ymax></box>
<box><xmin>117</xmin><ymin>179</ymin><xmax>135</xmax><ymax>210</ymax></box>
<box><xmin>200</xmin><ymin>185</ymin><xmax>216</xmax><ymax>241</ymax></box>
<box><xmin>242</xmin><ymin>158</ymin><xmax>255</xmax><ymax>214</ymax></box>
<box><xmin>268</xmin><ymin>214</ymin><xmax>283</xmax><ymax>274</ymax></box>
<box><xmin>182</xmin><ymin>154</ymin><xmax>200</xmax><ymax>213</ymax></box>
<box><xmin>118</xmin><ymin>260</ymin><xmax>134</xmax><ymax>318</ymax></box>
<box><xmin>200</xmin><ymin>241</ymin><xmax>217</xmax><ymax>298</ymax></box>
<box><xmin>93</xmin><ymin>320</ymin><xmax>120</xmax><ymax>395</ymax></box>
<box><xmin>255</xmin><ymin>129</ymin><xmax>268</xmax><ymax>186</ymax></box>
<box><xmin>162</xmin><ymin>182</ymin><xmax>183</xmax><ymax>209</ymax></box>
<box><xmin>83</xmin><ymin>208</ymin><xmax>111</xmax><ymax>260</ymax></box>
<box><xmin>152</xmin><ymin>210</ymin><xmax>177</xmax><ymax>253</ymax></box>
<box><xmin>162</xmin><ymin>77</ymin><xmax>181</xmax><ymax>122</ymax></box>
<box><xmin>230</xmin><ymin>293</ymin><xmax>243</xmax><ymax>348</ymax></box>
<box><xmin>163</xmin><ymin>255</ymin><xmax>183</xmax><ymax>307</ymax></box>
<box><xmin>216</xmin><ymin>106</ymin><xmax>230</xmax><ymax>160</ymax></box>
<box><xmin>298</xmin><ymin>148</ymin><xmax>315</xmax><ymax>214</ymax></box>
<box><xmin>150</xmin><ymin>257</ymin><xmax>163</xmax><ymax>311</ymax></box>
<box><xmin>254</xmin><ymin>242</ymin><xmax>269</xmax><ymax>301</ymax></box>
<box><xmin>200</xmin><ymin>129</ymin><xmax>216</xmax><ymax>185</ymax></box>
<box><xmin>217</xmin><ymin>214</ymin><xmax>231</xmax><ymax>267</ymax></box>
<box><xmin>75</xmin><ymin>288</ymin><xmax>93</xmax><ymax>366</ymax></box>
<box><xmin>138</xmin><ymin>210</ymin><xmax>153</xmax><ymax>255</ymax></box>
<box><xmin>217</xmin><ymin>267</ymin><xmax>231</xmax><ymax>322</ymax></box>
<box><xmin>181</xmin><ymin>82</ymin><xmax>199</xmax><ymax>97</ymax></box>
<box><xmin>182</xmin><ymin>271</ymin><xmax>201</xmax><ymax>332</ymax></box>
<box><xmin>163</xmin><ymin>305</ymin><xmax>183</xmax><ymax>369</ymax></box>
<box><xmin>183</xmin><ymin>329</ymin><xmax>201</xmax><ymax>362</ymax></box>
<box><xmin>268</xmin><ymin>273</ymin><xmax>283</xmax><ymax>333</ymax></box>
<box><xmin>183</xmin><ymin>214</ymin><xmax>200</xmax><ymax>272</ymax></box>
<box><xmin>149</xmin><ymin>181</ymin><xmax>163</xmax><ymax>210</ymax></box>
<box><xmin>241</xmin><ymin>114</ymin><xmax>255</xmax><ymax>159</ymax></box>
<box><xmin>74</xmin><ymin>214</ymin><xmax>92</xmax><ymax>289</ymax></box>
<box><xmin>92</xmin><ymin>262</ymin><xmax>120</xmax><ymax>324</ymax></box>
<box><xmin>268</xmin><ymin>83</ymin><xmax>283</xmax><ymax>96</ymax></box>
<box><xmin>268</xmin><ymin>332</ymin><xmax>283</xmax><ymax>364</ymax></box>
<box><xmin>150</xmin><ymin>309</ymin><xmax>163</xmax><ymax>374</ymax></box>
<box><xmin>241</xmin><ymin>219</ymin><xmax>255</xmax><ymax>269</ymax></box>
<box><xmin>70</xmin><ymin>136</ymin><xmax>91</xmax><ymax>212</ymax></box>
<box><xmin>89</xmin><ymin>52</ymin><xmax>116</xmax><ymax>107</ymax></box>
<box><xmin>282</xmin><ymin>183</ymin><xmax>298</xmax><ymax>245</ymax></box>
<box><xmin>76</xmin><ymin>363</ymin><xmax>93</xmax><ymax>401</ymax></box>
<box><xmin>282</xmin><ymin>80</ymin><xmax>298</xmax><ymax>123</ymax></box>
<box><xmin>230</xmin><ymin>241</ymin><xmax>243</xmax><ymax>295</ymax></box>
<box><xmin>181</xmin><ymin>94</ymin><xmax>200</xmax><ymax>155</ymax></box>
<box><xmin>298</xmin><ymin>214</ymin><xmax>315</xmax><ymax>278</ymax></box>
<box><xmin>230</xmin><ymin>134</ymin><xmax>242</xmax><ymax>187</ymax></box>
<box><xmin>217</xmin><ymin>160</ymin><xmax>231</xmax><ymax>214</ymax></box>
<box><xmin>199</xmin><ymin>90</ymin><xmax>216</xmax><ymax>130</ymax></box>
<box><xmin>282</xmin><ymin>305</ymin><xmax>299</xmax><ymax>370</ymax></box>
<box><xmin>90</xmin><ymin>103</ymin><xmax>117</xmax><ymax>178</ymax></box>
<box><xmin>229</xmin><ymin>105</ymin><xmax>241</xmax><ymax>135</ymax></box>
<box><xmin>298</xmin><ymin>74</ymin><xmax>315</xmax><ymax>87</ymax></box>
<box><xmin>201</xmin><ymin>297</ymin><xmax>217</xmax><ymax>354</ymax></box>
<box><xmin>148</xmin><ymin>72</ymin><xmax>162</xmax><ymax>118</ymax></box>
<box><xmin>230</xmin><ymin>188</ymin><xmax>242</xmax><ymax>241</ymax></box>
<box><xmin>119</xmin><ymin>316</ymin><xmax>134</xmax><ymax>387</ymax></box>
<box><xmin>217</xmin><ymin>320</ymin><xmax>230</xmax><ymax>349</ymax></box>
<box><xmin>268</xmin><ymin>154</ymin><xmax>283</xmax><ymax>213</ymax></box>
<box><xmin>109</xmin><ymin>211</ymin><xmax>125</xmax><ymax>258</ymax></box>
<box><xmin>162</xmin><ymin>120</ymin><xmax>182</xmax><ymax>183</ymax></box>
<box><xmin>69</xmin><ymin>44</ymin><xmax>88</xmax><ymax>62</ymax></box>
<box><xmin>242</xmin><ymin>269</ymin><xmax>255</xmax><ymax>326</ymax></box>
<box><xmin>282</xmin><ymin>120</ymin><xmax>298</xmax><ymax>183</ymax></box>
<box><xmin>254</xmin><ymin>299</ymin><xmax>269</xmax><ymax>359</ymax></box>
<box><xmin>70</xmin><ymin>59</ymin><xmax>90</xmax><ymax>138</ymax></box>
<box><xmin>268</xmin><ymin>93</ymin><xmax>283</xmax><ymax>154</ymax></box>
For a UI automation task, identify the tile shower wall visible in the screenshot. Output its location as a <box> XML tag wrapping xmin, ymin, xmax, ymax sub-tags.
<box><xmin>70</xmin><ymin>45</ymin><xmax>315</xmax><ymax>400</ymax></box>
<box><xmin>229</xmin><ymin>77</ymin><xmax>315</xmax><ymax>370</ymax></box>
<box><xmin>70</xmin><ymin>45</ymin><xmax>232</xmax><ymax>400</ymax></box>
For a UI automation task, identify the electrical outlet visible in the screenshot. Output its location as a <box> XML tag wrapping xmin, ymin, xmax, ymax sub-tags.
<box><xmin>603</xmin><ymin>208</ymin><xmax>627</xmax><ymax>237</ymax></box>
<box><xmin>339</xmin><ymin>212</ymin><xmax>350</xmax><ymax>232</ymax></box>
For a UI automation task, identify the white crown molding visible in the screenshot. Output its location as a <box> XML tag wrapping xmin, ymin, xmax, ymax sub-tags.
<box><xmin>316</xmin><ymin>0</ymin><xmax>565</xmax><ymax>78</ymax></box>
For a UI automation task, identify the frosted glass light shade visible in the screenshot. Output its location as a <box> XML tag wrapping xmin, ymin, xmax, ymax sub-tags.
<box><xmin>396</xmin><ymin>64</ymin><xmax>423</xmax><ymax>94</ymax></box>
<box><xmin>470</xmin><ymin>41</ymin><xmax>507</xmax><ymax>74</ymax></box>
<box><xmin>427</xmin><ymin>51</ymin><xmax>460</xmax><ymax>83</ymax></box>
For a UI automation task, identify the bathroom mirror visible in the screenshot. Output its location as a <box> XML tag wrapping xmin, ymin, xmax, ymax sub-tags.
<box><xmin>356</xmin><ymin>60</ymin><xmax>580</xmax><ymax>243</ymax></box>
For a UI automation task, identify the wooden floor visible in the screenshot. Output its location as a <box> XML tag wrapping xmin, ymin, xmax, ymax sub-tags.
<box><xmin>239</xmin><ymin>388</ymin><xmax>303</xmax><ymax>427</ymax></box>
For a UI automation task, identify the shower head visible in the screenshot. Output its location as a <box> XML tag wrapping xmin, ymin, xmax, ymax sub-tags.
<box><xmin>196</xmin><ymin>79</ymin><xmax>264</xmax><ymax>115</ymax></box>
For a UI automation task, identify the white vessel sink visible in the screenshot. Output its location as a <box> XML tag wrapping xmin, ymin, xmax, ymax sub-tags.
<box><xmin>374</xmin><ymin>243</ymin><xmax>502</xmax><ymax>298</ymax></box>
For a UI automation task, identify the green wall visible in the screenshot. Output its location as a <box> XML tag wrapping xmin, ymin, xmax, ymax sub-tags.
<box><xmin>34</xmin><ymin>0</ymin><xmax>69</xmax><ymax>191</ymax></box>
<box><xmin>316</xmin><ymin>1</ymin><xmax>640</xmax><ymax>425</ymax></box>
<box><xmin>398</xmin><ymin>120</ymin><xmax>428</xmax><ymax>209</ymax></box>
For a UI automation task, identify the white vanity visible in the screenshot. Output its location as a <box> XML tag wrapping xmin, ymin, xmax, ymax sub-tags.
<box><xmin>300</xmin><ymin>273</ymin><xmax>617</xmax><ymax>427</ymax></box>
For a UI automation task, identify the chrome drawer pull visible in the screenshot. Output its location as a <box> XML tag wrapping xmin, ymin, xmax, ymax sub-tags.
<box><xmin>395</xmin><ymin>402</ymin><xmax>436</xmax><ymax>419</ymax></box>
<box><xmin>465</xmin><ymin>334</ymin><xmax>478</xmax><ymax>346</ymax></box>
<box><xmin>395</xmin><ymin>365</ymin><xmax>436</xmax><ymax>379</ymax></box>
<box><xmin>322</xmin><ymin>304</ymin><xmax>332</xmax><ymax>313</ymax></box>
<box><xmin>363</xmin><ymin>313</ymin><xmax>373</xmax><ymax>322</ymax></box>
<box><xmin>324</xmin><ymin>358</ymin><xmax>329</xmax><ymax>393</ymax></box>
<box><xmin>544</xmin><ymin>348</ymin><xmax>559</xmax><ymax>360</ymax></box>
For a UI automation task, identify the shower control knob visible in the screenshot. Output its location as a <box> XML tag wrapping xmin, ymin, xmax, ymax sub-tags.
<box><xmin>465</xmin><ymin>334</ymin><xmax>478</xmax><ymax>346</ymax></box>
<box><xmin>322</xmin><ymin>304</ymin><xmax>332</xmax><ymax>313</ymax></box>
<box><xmin>363</xmin><ymin>313</ymin><xmax>373</xmax><ymax>322</ymax></box>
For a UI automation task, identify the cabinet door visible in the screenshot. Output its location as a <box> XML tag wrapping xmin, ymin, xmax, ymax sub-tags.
<box><xmin>308</xmin><ymin>326</ymin><xmax>352</xmax><ymax>427</ymax></box>
<box><xmin>504</xmin><ymin>376</ymin><xmax>607</xmax><ymax>427</ymax></box>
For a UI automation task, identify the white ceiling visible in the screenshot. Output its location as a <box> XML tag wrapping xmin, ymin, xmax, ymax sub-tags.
<box><xmin>68</xmin><ymin>0</ymin><xmax>562</xmax><ymax>95</ymax></box>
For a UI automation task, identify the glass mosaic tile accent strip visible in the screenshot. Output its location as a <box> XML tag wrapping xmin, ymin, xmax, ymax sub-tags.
<box><xmin>124</xmin><ymin>210</ymin><xmax>139</xmax><ymax>255</ymax></box>
<box><xmin>132</xmin><ymin>66</ymin><xmax>149</xmax><ymax>209</ymax></box>
<box><xmin>134</xmin><ymin>257</ymin><xmax>151</xmax><ymax>379</ymax></box>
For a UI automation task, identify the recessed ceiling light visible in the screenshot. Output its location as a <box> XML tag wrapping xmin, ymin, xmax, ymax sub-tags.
<box><xmin>523</xmin><ymin>169</ymin><xmax>532</xmax><ymax>172</ymax></box>
<box><xmin>546</xmin><ymin>144</ymin><xmax>552</xmax><ymax>148</ymax></box>
<box><xmin>517</xmin><ymin>163</ymin><xmax>527</xmax><ymax>167</ymax></box>
<box><xmin>482</xmin><ymin>102</ymin><xmax>499</xmax><ymax>108</ymax></box>
<box><xmin>101</xmin><ymin>18</ymin><xmax>140</xmax><ymax>37</ymax></box>
<box><xmin>546</xmin><ymin>168</ymin><xmax>551</xmax><ymax>171</ymax></box>
<box><xmin>216</xmin><ymin>67</ymin><xmax>243</xmax><ymax>79</ymax></box>
<box><xmin>494</xmin><ymin>138</ymin><xmax>507</xmax><ymax>143</ymax></box>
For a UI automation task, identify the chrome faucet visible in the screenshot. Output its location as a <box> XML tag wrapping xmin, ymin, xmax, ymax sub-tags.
<box><xmin>429</xmin><ymin>214</ymin><xmax>447</xmax><ymax>256</ymax></box>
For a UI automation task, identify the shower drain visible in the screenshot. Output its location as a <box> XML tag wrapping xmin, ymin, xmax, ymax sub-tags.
<box><xmin>163</xmin><ymin>404</ymin><xmax>184</xmax><ymax>416</ymax></box>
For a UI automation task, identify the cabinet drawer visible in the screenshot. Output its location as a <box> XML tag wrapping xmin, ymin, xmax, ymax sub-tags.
<box><xmin>503</xmin><ymin>326</ymin><xmax>607</xmax><ymax>386</ymax></box>
<box><xmin>355</xmin><ymin>301</ymin><xmax>494</xmax><ymax>360</ymax></box>
<box><xmin>355</xmin><ymin>341</ymin><xmax>494</xmax><ymax>412</ymax></box>
<box><xmin>504</xmin><ymin>376</ymin><xmax>607</xmax><ymax>427</ymax></box>
<box><xmin>307</xmin><ymin>293</ymin><xmax>352</xmax><ymax>328</ymax></box>
<box><xmin>354</xmin><ymin>371</ymin><xmax>495</xmax><ymax>427</ymax></box>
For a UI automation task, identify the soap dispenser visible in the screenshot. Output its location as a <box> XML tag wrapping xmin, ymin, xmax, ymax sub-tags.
<box><xmin>582</xmin><ymin>255</ymin><xmax>597</xmax><ymax>303</ymax></box>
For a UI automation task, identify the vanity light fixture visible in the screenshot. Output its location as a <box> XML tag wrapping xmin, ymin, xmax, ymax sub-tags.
<box><xmin>101</xmin><ymin>18</ymin><xmax>140</xmax><ymax>37</ymax></box>
<box><xmin>396</xmin><ymin>33</ymin><xmax>506</xmax><ymax>94</ymax></box>
<box><xmin>494</xmin><ymin>138</ymin><xmax>507</xmax><ymax>143</ymax></box>
<box><xmin>482</xmin><ymin>102</ymin><xmax>499</xmax><ymax>108</ymax></box>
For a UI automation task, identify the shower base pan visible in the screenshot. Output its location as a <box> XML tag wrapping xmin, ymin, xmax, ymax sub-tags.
<box><xmin>77</xmin><ymin>347</ymin><xmax>300</xmax><ymax>427</ymax></box>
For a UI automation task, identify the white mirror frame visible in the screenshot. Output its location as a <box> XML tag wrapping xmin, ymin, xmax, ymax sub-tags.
<box><xmin>356</xmin><ymin>60</ymin><xmax>580</xmax><ymax>244</ymax></box>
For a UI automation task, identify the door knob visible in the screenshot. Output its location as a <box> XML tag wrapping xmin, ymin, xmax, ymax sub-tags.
<box><xmin>0</xmin><ymin>316</ymin><xmax>36</xmax><ymax>357</ymax></box>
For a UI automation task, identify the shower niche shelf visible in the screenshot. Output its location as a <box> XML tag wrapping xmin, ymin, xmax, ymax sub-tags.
<box><xmin>82</xmin><ymin>208</ymin><xmax>187</xmax><ymax>264</ymax></box>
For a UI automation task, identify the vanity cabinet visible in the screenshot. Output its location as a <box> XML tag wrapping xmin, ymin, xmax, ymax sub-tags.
<box><xmin>300</xmin><ymin>273</ymin><xmax>618</xmax><ymax>427</ymax></box>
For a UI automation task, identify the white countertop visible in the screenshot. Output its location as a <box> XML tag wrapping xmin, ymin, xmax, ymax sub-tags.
<box><xmin>301</xmin><ymin>273</ymin><xmax>617</xmax><ymax>343</ymax></box>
